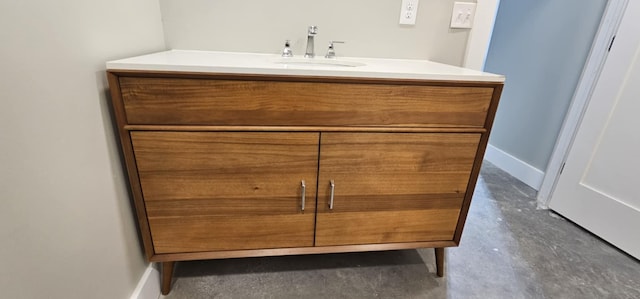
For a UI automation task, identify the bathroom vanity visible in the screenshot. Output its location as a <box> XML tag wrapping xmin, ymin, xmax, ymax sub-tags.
<box><xmin>106</xmin><ymin>50</ymin><xmax>504</xmax><ymax>295</ymax></box>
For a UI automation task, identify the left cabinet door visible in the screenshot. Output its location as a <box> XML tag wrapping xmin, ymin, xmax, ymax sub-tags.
<box><xmin>130</xmin><ymin>132</ymin><xmax>319</xmax><ymax>254</ymax></box>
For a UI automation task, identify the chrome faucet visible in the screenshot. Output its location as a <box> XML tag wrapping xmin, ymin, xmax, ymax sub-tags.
<box><xmin>304</xmin><ymin>26</ymin><xmax>318</xmax><ymax>58</ymax></box>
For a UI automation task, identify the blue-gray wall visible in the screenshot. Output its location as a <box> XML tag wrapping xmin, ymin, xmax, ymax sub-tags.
<box><xmin>484</xmin><ymin>0</ymin><xmax>607</xmax><ymax>172</ymax></box>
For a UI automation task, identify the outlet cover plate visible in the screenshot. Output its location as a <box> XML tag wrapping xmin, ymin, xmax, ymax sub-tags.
<box><xmin>399</xmin><ymin>0</ymin><xmax>419</xmax><ymax>25</ymax></box>
<box><xmin>450</xmin><ymin>2</ymin><xmax>476</xmax><ymax>29</ymax></box>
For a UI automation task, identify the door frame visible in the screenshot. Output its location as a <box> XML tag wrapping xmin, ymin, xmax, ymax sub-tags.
<box><xmin>536</xmin><ymin>0</ymin><xmax>629</xmax><ymax>208</ymax></box>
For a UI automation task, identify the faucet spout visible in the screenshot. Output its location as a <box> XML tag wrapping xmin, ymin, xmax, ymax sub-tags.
<box><xmin>305</xmin><ymin>26</ymin><xmax>318</xmax><ymax>58</ymax></box>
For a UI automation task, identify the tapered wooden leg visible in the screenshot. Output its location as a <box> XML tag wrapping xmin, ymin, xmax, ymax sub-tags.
<box><xmin>435</xmin><ymin>248</ymin><xmax>445</xmax><ymax>277</ymax></box>
<box><xmin>161</xmin><ymin>261</ymin><xmax>176</xmax><ymax>295</ymax></box>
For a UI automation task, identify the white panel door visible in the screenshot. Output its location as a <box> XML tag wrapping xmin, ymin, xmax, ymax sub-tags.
<box><xmin>550</xmin><ymin>1</ymin><xmax>640</xmax><ymax>259</ymax></box>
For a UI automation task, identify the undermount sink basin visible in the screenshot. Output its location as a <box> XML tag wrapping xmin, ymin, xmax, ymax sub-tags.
<box><xmin>274</xmin><ymin>58</ymin><xmax>366</xmax><ymax>67</ymax></box>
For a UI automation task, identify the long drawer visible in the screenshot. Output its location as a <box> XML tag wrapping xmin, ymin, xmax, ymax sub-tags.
<box><xmin>119</xmin><ymin>77</ymin><xmax>494</xmax><ymax>127</ymax></box>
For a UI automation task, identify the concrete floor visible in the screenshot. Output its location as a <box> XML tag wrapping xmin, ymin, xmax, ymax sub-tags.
<box><xmin>161</xmin><ymin>162</ymin><xmax>640</xmax><ymax>299</ymax></box>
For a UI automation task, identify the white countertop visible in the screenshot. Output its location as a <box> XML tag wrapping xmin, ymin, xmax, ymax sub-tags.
<box><xmin>106</xmin><ymin>50</ymin><xmax>505</xmax><ymax>82</ymax></box>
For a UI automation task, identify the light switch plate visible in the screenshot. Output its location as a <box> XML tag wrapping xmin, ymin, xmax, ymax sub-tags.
<box><xmin>399</xmin><ymin>0</ymin><xmax>419</xmax><ymax>25</ymax></box>
<box><xmin>450</xmin><ymin>2</ymin><xmax>476</xmax><ymax>29</ymax></box>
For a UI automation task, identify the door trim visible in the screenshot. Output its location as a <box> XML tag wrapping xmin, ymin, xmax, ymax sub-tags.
<box><xmin>536</xmin><ymin>0</ymin><xmax>629</xmax><ymax>208</ymax></box>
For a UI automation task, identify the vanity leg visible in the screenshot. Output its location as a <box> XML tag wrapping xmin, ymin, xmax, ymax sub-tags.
<box><xmin>435</xmin><ymin>248</ymin><xmax>445</xmax><ymax>277</ymax></box>
<box><xmin>161</xmin><ymin>261</ymin><xmax>176</xmax><ymax>295</ymax></box>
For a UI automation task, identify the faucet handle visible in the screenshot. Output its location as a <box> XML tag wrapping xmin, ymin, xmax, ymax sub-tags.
<box><xmin>325</xmin><ymin>41</ymin><xmax>345</xmax><ymax>59</ymax></box>
<box><xmin>308</xmin><ymin>25</ymin><xmax>318</xmax><ymax>35</ymax></box>
<box><xmin>281</xmin><ymin>40</ymin><xmax>293</xmax><ymax>57</ymax></box>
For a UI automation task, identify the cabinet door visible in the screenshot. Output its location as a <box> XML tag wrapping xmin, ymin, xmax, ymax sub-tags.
<box><xmin>316</xmin><ymin>132</ymin><xmax>480</xmax><ymax>246</ymax></box>
<box><xmin>131</xmin><ymin>132</ymin><xmax>319</xmax><ymax>254</ymax></box>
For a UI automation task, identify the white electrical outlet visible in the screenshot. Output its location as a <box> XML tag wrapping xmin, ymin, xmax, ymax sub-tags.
<box><xmin>450</xmin><ymin>2</ymin><xmax>476</xmax><ymax>29</ymax></box>
<box><xmin>399</xmin><ymin>0</ymin><xmax>419</xmax><ymax>25</ymax></box>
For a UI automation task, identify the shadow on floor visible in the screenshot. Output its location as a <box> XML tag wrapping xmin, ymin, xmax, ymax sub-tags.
<box><xmin>174</xmin><ymin>249</ymin><xmax>434</xmax><ymax>277</ymax></box>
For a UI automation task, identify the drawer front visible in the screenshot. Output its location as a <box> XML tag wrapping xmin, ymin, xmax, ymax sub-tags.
<box><xmin>120</xmin><ymin>77</ymin><xmax>494</xmax><ymax>127</ymax></box>
<box><xmin>130</xmin><ymin>131</ymin><xmax>319</xmax><ymax>254</ymax></box>
<box><xmin>315</xmin><ymin>132</ymin><xmax>480</xmax><ymax>246</ymax></box>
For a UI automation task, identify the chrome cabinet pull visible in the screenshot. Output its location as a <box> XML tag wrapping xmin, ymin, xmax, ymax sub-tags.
<box><xmin>329</xmin><ymin>180</ymin><xmax>335</xmax><ymax>210</ymax></box>
<box><xmin>301</xmin><ymin>180</ymin><xmax>306</xmax><ymax>211</ymax></box>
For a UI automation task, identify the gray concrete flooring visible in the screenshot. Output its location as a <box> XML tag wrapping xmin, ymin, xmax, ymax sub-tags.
<box><xmin>161</xmin><ymin>162</ymin><xmax>640</xmax><ymax>299</ymax></box>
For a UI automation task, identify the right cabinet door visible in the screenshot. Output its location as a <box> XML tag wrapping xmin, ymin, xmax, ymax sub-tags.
<box><xmin>315</xmin><ymin>132</ymin><xmax>481</xmax><ymax>246</ymax></box>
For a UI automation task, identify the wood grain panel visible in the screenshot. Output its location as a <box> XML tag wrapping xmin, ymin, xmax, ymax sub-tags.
<box><xmin>120</xmin><ymin>77</ymin><xmax>493</xmax><ymax>127</ymax></box>
<box><xmin>107</xmin><ymin>72</ymin><xmax>155</xmax><ymax>260</ymax></box>
<box><xmin>150</xmin><ymin>214</ymin><xmax>315</xmax><ymax>253</ymax></box>
<box><xmin>124</xmin><ymin>125</ymin><xmax>486</xmax><ymax>133</ymax></box>
<box><xmin>315</xmin><ymin>210</ymin><xmax>461</xmax><ymax>246</ymax></box>
<box><xmin>131</xmin><ymin>132</ymin><xmax>319</xmax><ymax>253</ymax></box>
<box><xmin>316</xmin><ymin>132</ymin><xmax>479</xmax><ymax>246</ymax></box>
<box><xmin>318</xmin><ymin>132</ymin><xmax>480</xmax><ymax>208</ymax></box>
<box><xmin>149</xmin><ymin>240</ymin><xmax>458</xmax><ymax>262</ymax></box>
<box><xmin>131</xmin><ymin>132</ymin><xmax>318</xmax><ymax>201</ymax></box>
<box><xmin>455</xmin><ymin>84</ymin><xmax>504</xmax><ymax>242</ymax></box>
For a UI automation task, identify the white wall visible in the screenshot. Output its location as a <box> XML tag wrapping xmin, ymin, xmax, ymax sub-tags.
<box><xmin>0</xmin><ymin>1</ymin><xmax>165</xmax><ymax>298</ymax></box>
<box><xmin>159</xmin><ymin>0</ymin><xmax>474</xmax><ymax>66</ymax></box>
<box><xmin>483</xmin><ymin>0</ymin><xmax>607</xmax><ymax>189</ymax></box>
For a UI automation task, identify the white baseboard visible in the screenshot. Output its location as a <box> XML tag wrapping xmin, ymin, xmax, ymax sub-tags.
<box><xmin>484</xmin><ymin>144</ymin><xmax>544</xmax><ymax>190</ymax></box>
<box><xmin>130</xmin><ymin>264</ymin><xmax>160</xmax><ymax>299</ymax></box>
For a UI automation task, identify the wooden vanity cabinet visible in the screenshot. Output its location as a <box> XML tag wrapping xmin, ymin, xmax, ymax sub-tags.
<box><xmin>107</xmin><ymin>71</ymin><xmax>503</xmax><ymax>295</ymax></box>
